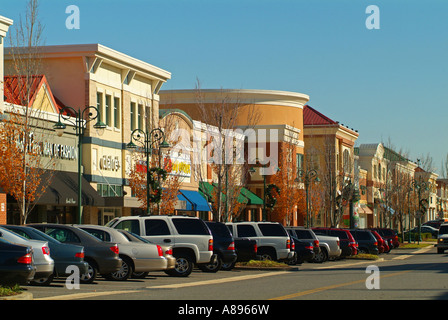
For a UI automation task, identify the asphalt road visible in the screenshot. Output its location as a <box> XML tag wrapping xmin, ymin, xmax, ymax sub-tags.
<box><xmin>22</xmin><ymin>244</ymin><xmax>448</xmax><ymax>304</ymax></box>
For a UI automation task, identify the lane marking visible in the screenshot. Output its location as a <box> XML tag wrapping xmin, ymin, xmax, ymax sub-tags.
<box><xmin>148</xmin><ymin>271</ymin><xmax>291</xmax><ymax>289</ymax></box>
<box><xmin>35</xmin><ymin>290</ymin><xmax>141</xmax><ymax>300</ymax></box>
<box><xmin>270</xmin><ymin>270</ymin><xmax>412</xmax><ymax>300</ymax></box>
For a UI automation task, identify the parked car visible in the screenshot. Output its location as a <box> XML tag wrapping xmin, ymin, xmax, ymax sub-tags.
<box><xmin>2</xmin><ymin>225</ymin><xmax>88</xmax><ymax>282</ymax></box>
<box><xmin>201</xmin><ymin>221</ymin><xmax>237</xmax><ymax>273</ymax></box>
<box><xmin>0</xmin><ymin>238</ymin><xmax>36</xmax><ymax>286</ymax></box>
<box><xmin>285</xmin><ymin>227</ymin><xmax>321</xmax><ymax>262</ymax></box>
<box><xmin>370</xmin><ymin>228</ymin><xmax>399</xmax><ymax>248</ymax></box>
<box><xmin>111</xmin><ymin>230</ymin><xmax>176</xmax><ymax>278</ymax></box>
<box><xmin>436</xmin><ymin>223</ymin><xmax>448</xmax><ymax>254</ymax></box>
<box><xmin>28</xmin><ymin>224</ymin><xmax>122</xmax><ymax>284</ymax></box>
<box><xmin>315</xmin><ymin>235</ymin><xmax>342</xmax><ymax>262</ymax></box>
<box><xmin>312</xmin><ymin>227</ymin><xmax>357</xmax><ymax>257</ymax></box>
<box><xmin>349</xmin><ymin>229</ymin><xmax>379</xmax><ymax>255</ymax></box>
<box><xmin>289</xmin><ymin>237</ymin><xmax>315</xmax><ymax>264</ymax></box>
<box><xmin>106</xmin><ymin>215</ymin><xmax>215</xmax><ymax>277</ymax></box>
<box><xmin>404</xmin><ymin>226</ymin><xmax>439</xmax><ymax>239</ymax></box>
<box><xmin>221</xmin><ymin>236</ymin><xmax>258</xmax><ymax>271</ymax></box>
<box><xmin>226</xmin><ymin>222</ymin><xmax>295</xmax><ymax>263</ymax></box>
<box><xmin>371</xmin><ymin>230</ymin><xmax>390</xmax><ymax>253</ymax></box>
<box><xmin>423</xmin><ymin>219</ymin><xmax>448</xmax><ymax>230</ymax></box>
<box><xmin>76</xmin><ymin>224</ymin><xmax>171</xmax><ymax>280</ymax></box>
<box><xmin>0</xmin><ymin>226</ymin><xmax>54</xmax><ymax>285</ymax></box>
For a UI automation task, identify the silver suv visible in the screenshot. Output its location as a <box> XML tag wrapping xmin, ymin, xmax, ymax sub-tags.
<box><xmin>226</xmin><ymin>222</ymin><xmax>295</xmax><ymax>263</ymax></box>
<box><xmin>437</xmin><ymin>224</ymin><xmax>448</xmax><ymax>254</ymax></box>
<box><xmin>107</xmin><ymin>215</ymin><xmax>215</xmax><ymax>277</ymax></box>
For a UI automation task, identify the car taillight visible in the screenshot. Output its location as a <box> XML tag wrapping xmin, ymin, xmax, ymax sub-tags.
<box><xmin>42</xmin><ymin>246</ymin><xmax>50</xmax><ymax>255</ymax></box>
<box><xmin>110</xmin><ymin>244</ymin><xmax>119</xmax><ymax>255</ymax></box>
<box><xmin>305</xmin><ymin>245</ymin><xmax>313</xmax><ymax>250</ymax></box>
<box><xmin>337</xmin><ymin>240</ymin><xmax>340</xmax><ymax>247</ymax></box>
<box><xmin>165</xmin><ymin>248</ymin><xmax>173</xmax><ymax>255</ymax></box>
<box><xmin>291</xmin><ymin>241</ymin><xmax>295</xmax><ymax>251</ymax></box>
<box><xmin>18</xmin><ymin>253</ymin><xmax>32</xmax><ymax>264</ymax></box>
<box><xmin>254</xmin><ymin>243</ymin><xmax>258</xmax><ymax>253</ymax></box>
<box><xmin>208</xmin><ymin>239</ymin><xmax>213</xmax><ymax>251</ymax></box>
<box><xmin>75</xmin><ymin>251</ymin><xmax>85</xmax><ymax>258</ymax></box>
<box><xmin>227</xmin><ymin>242</ymin><xmax>235</xmax><ymax>251</ymax></box>
<box><xmin>157</xmin><ymin>245</ymin><xmax>163</xmax><ymax>257</ymax></box>
<box><xmin>313</xmin><ymin>240</ymin><xmax>319</xmax><ymax>248</ymax></box>
<box><xmin>286</xmin><ymin>239</ymin><xmax>291</xmax><ymax>249</ymax></box>
<box><xmin>374</xmin><ymin>241</ymin><xmax>378</xmax><ymax>246</ymax></box>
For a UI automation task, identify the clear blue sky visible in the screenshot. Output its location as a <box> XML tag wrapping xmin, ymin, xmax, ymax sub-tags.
<box><xmin>2</xmin><ymin>0</ymin><xmax>448</xmax><ymax>175</ymax></box>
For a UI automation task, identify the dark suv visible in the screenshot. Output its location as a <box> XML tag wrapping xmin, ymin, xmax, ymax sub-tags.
<box><xmin>312</xmin><ymin>227</ymin><xmax>357</xmax><ymax>257</ymax></box>
<box><xmin>349</xmin><ymin>229</ymin><xmax>379</xmax><ymax>255</ymax></box>
<box><xmin>285</xmin><ymin>227</ymin><xmax>320</xmax><ymax>263</ymax></box>
<box><xmin>201</xmin><ymin>221</ymin><xmax>237</xmax><ymax>273</ymax></box>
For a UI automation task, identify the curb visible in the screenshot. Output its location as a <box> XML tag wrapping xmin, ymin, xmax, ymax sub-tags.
<box><xmin>234</xmin><ymin>266</ymin><xmax>299</xmax><ymax>271</ymax></box>
<box><xmin>0</xmin><ymin>291</ymin><xmax>33</xmax><ymax>300</ymax></box>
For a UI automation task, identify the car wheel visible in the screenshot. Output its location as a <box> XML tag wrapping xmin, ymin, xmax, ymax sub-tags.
<box><xmin>80</xmin><ymin>260</ymin><xmax>97</xmax><ymax>284</ymax></box>
<box><xmin>198</xmin><ymin>257</ymin><xmax>222</xmax><ymax>273</ymax></box>
<box><xmin>313</xmin><ymin>248</ymin><xmax>328</xmax><ymax>263</ymax></box>
<box><xmin>258</xmin><ymin>248</ymin><xmax>276</xmax><ymax>261</ymax></box>
<box><xmin>106</xmin><ymin>257</ymin><xmax>132</xmax><ymax>281</ymax></box>
<box><xmin>221</xmin><ymin>260</ymin><xmax>236</xmax><ymax>271</ymax></box>
<box><xmin>165</xmin><ymin>254</ymin><xmax>193</xmax><ymax>277</ymax></box>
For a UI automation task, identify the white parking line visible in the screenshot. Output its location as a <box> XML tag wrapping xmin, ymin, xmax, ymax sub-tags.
<box><xmin>392</xmin><ymin>246</ymin><xmax>434</xmax><ymax>260</ymax></box>
<box><xmin>148</xmin><ymin>271</ymin><xmax>291</xmax><ymax>289</ymax></box>
<box><xmin>35</xmin><ymin>290</ymin><xmax>141</xmax><ymax>300</ymax></box>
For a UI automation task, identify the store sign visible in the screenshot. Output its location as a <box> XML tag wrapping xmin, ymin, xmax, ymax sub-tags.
<box><xmin>165</xmin><ymin>155</ymin><xmax>191</xmax><ymax>178</ymax></box>
<box><xmin>42</xmin><ymin>142</ymin><xmax>78</xmax><ymax>160</ymax></box>
<box><xmin>99</xmin><ymin>155</ymin><xmax>120</xmax><ymax>171</ymax></box>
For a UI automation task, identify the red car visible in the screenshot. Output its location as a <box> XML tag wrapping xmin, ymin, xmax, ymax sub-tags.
<box><xmin>370</xmin><ymin>228</ymin><xmax>399</xmax><ymax>249</ymax></box>
<box><xmin>370</xmin><ymin>230</ymin><xmax>390</xmax><ymax>253</ymax></box>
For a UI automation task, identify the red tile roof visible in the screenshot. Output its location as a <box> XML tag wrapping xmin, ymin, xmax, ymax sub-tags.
<box><xmin>303</xmin><ymin>105</ymin><xmax>338</xmax><ymax>126</ymax></box>
<box><xmin>3</xmin><ymin>75</ymin><xmax>74</xmax><ymax>116</ymax></box>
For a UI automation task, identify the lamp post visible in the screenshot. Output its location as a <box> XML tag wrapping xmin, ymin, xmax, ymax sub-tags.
<box><xmin>126</xmin><ymin>128</ymin><xmax>170</xmax><ymax>216</ymax></box>
<box><xmin>249</xmin><ymin>164</ymin><xmax>280</xmax><ymax>221</ymax></box>
<box><xmin>53</xmin><ymin>106</ymin><xmax>106</xmax><ymax>224</ymax></box>
<box><xmin>296</xmin><ymin>169</ymin><xmax>320</xmax><ymax>228</ymax></box>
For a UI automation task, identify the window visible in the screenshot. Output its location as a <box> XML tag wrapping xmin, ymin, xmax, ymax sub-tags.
<box><xmin>145</xmin><ymin>219</ymin><xmax>170</xmax><ymax>236</ymax></box>
<box><xmin>82</xmin><ymin>228</ymin><xmax>111</xmax><ymax>242</ymax></box>
<box><xmin>114</xmin><ymin>97</ymin><xmax>120</xmax><ymax>129</ymax></box>
<box><xmin>343</xmin><ymin>150</ymin><xmax>350</xmax><ymax>173</ymax></box>
<box><xmin>130</xmin><ymin>102</ymin><xmax>136</xmax><ymax>130</ymax></box>
<box><xmin>97</xmin><ymin>184</ymin><xmax>123</xmax><ymax>197</ymax></box>
<box><xmin>115</xmin><ymin>220</ymin><xmax>140</xmax><ymax>235</ymax></box>
<box><xmin>105</xmin><ymin>94</ymin><xmax>112</xmax><ymax>126</ymax></box>
<box><xmin>138</xmin><ymin>104</ymin><xmax>144</xmax><ymax>130</ymax></box>
<box><xmin>296</xmin><ymin>153</ymin><xmax>303</xmax><ymax>172</ymax></box>
<box><xmin>258</xmin><ymin>224</ymin><xmax>287</xmax><ymax>236</ymax></box>
<box><xmin>97</xmin><ymin>92</ymin><xmax>103</xmax><ymax>122</ymax></box>
<box><xmin>46</xmin><ymin>228</ymin><xmax>81</xmax><ymax>243</ymax></box>
<box><xmin>172</xmin><ymin>218</ymin><xmax>210</xmax><ymax>235</ymax></box>
<box><xmin>237</xmin><ymin>224</ymin><xmax>257</xmax><ymax>237</ymax></box>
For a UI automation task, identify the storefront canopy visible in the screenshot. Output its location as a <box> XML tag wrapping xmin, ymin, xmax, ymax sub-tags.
<box><xmin>198</xmin><ymin>182</ymin><xmax>263</xmax><ymax>206</ymax></box>
<box><xmin>37</xmin><ymin>171</ymin><xmax>105</xmax><ymax>207</ymax></box>
<box><xmin>177</xmin><ymin>189</ymin><xmax>211</xmax><ymax>212</ymax></box>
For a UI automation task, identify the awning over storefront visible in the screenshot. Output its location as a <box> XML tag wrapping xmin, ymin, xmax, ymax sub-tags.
<box><xmin>198</xmin><ymin>182</ymin><xmax>263</xmax><ymax>206</ymax></box>
<box><xmin>177</xmin><ymin>189</ymin><xmax>211</xmax><ymax>212</ymax></box>
<box><xmin>358</xmin><ymin>204</ymin><xmax>373</xmax><ymax>215</ymax></box>
<box><xmin>37</xmin><ymin>171</ymin><xmax>104</xmax><ymax>206</ymax></box>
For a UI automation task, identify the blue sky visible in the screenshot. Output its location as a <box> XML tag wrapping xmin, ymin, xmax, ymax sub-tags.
<box><xmin>2</xmin><ymin>0</ymin><xmax>448</xmax><ymax>175</ymax></box>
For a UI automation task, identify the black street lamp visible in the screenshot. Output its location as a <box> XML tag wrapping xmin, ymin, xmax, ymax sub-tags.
<box><xmin>126</xmin><ymin>128</ymin><xmax>170</xmax><ymax>216</ymax></box>
<box><xmin>54</xmin><ymin>106</ymin><xmax>106</xmax><ymax>224</ymax></box>
<box><xmin>411</xmin><ymin>178</ymin><xmax>429</xmax><ymax>244</ymax></box>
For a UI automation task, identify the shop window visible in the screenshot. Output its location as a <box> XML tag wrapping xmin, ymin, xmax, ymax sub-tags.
<box><xmin>97</xmin><ymin>92</ymin><xmax>103</xmax><ymax>122</ymax></box>
<box><xmin>105</xmin><ymin>94</ymin><xmax>112</xmax><ymax>127</ymax></box>
<box><xmin>97</xmin><ymin>183</ymin><xmax>123</xmax><ymax>197</ymax></box>
<box><xmin>138</xmin><ymin>104</ymin><xmax>143</xmax><ymax>130</ymax></box>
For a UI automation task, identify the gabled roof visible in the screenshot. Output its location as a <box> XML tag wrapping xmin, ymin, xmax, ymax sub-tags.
<box><xmin>303</xmin><ymin>105</ymin><xmax>338</xmax><ymax>126</ymax></box>
<box><xmin>4</xmin><ymin>75</ymin><xmax>73</xmax><ymax>116</ymax></box>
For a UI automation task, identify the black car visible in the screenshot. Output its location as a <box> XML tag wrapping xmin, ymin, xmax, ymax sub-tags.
<box><xmin>289</xmin><ymin>237</ymin><xmax>315</xmax><ymax>264</ymax></box>
<box><xmin>349</xmin><ymin>229</ymin><xmax>379</xmax><ymax>255</ymax></box>
<box><xmin>2</xmin><ymin>225</ymin><xmax>89</xmax><ymax>281</ymax></box>
<box><xmin>28</xmin><ymin>224</ymin><xmax>122</xmax><ymax>284</ymax></box>
<box><xmin>201</xmin><ymin>221</ymin><xmax>237</xmax><ymax>273</ymax></box>
<box><xmin>286</xmin><ymin>227</ymin><xmax>320</xmax><ymax>259</ymax></box>
<box><xmin>0</xmin><ymin>238</ymin><xmax>36</xmax><ymax>286</ymax></box>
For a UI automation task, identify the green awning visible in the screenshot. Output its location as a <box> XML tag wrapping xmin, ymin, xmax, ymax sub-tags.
<box><xmin>240</xmin><ymin>187</ymin><xmax>263</xmax><ymax>205</ymax></box>
<box><xmin>199</xmin><ymin>182</ymin><xmax>261</xmax><ymax>205</ymax></box>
